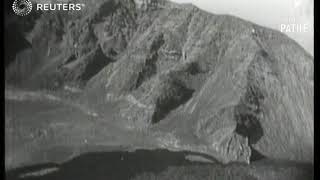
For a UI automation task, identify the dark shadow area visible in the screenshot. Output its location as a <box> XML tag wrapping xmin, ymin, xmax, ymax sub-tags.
<box><xmin>234</xmin><ymin>83</ymin><xmax>264</xmax><ymax>145</ymax></box>
<box><xmin>134</xmin><ymin>33</ymin><xmax>165</xmax><ymax>89</ymax></box>
<box><xmin>150</xmin><ymin>33</ymin><xmax>165</xmax><ymax>52</ymax></box>
<box><xmin>135</xmin><ymin>53</ymin><xmax>158</xmax><ymax>89</ymax></box>
<box><xmin>250</xmin><ymin>146</ymin><xmax>266</xmax><ymax>162</ymax></box>
<box><xmin>152</xmin><ymin>85</ymin><xmax>194</xmax><ymax>124</ymax></box>
<box><xmin>79</xmin><ymin>48</ymin><xmax>114</xmax><ymax>82</ymax></box>
<box><xmin>235</xmin><ymin>113</ymin><xmax>264</xmax><ymax>144</ymax></box>
<box><xmin>6</xmin><ymin>149</ymin><xmax>314</xmax><ymax>180</ymax></box>
<box><xmin>4</xmin><ymin>26</ymin><xmax>32</xmax><ymax>67</ymax></box>
<box><xmin>185</xmin><ymin>62</ymin><xmax>204</xmax><ymax>75</ymax></box>
<box><xmin>234</xmin><ymin>82</ymin><xmax>266</xmax><ymax>162</ymax></box>
<box><xmin>259</xmin><ymin>49</ymin><xmax>269</xmax><ymax>58</ymax></box>
<box><xmin>62</xmin><ymin>54</ymin><xmax>77</xmax><ymax>65</ymax></box>
<box><xmin>6</xmin><ymin>149</ymin><xmax>215</xmax><ymax>180</ymax></box>
<box><xmin>4</xmin><ymin>0</ymin><xmax>42</xmax><ymax>67</ymax></box>
<box><xmin>92</xmin><ymin>0</ymin><xmax>120</xmax><ymax>23</ymax></box>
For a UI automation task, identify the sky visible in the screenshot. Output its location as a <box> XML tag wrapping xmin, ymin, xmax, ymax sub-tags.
<box><xmin>172</xmin><ymin>0</ymin><xmax>314</xmax><ymax>56</ymax></box>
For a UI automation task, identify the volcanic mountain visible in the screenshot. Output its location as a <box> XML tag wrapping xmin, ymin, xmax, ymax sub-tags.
<box><xmin>5</xmin><ymin>0</ymin><xmax>313</xmax><ymax>170</ymax></box>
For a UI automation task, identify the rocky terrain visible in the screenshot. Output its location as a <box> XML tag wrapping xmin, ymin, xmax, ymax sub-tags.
<box><xmin>5</xmin><ymin>0</ymin><xmax>313</xmax><ymax>178</ymax></box>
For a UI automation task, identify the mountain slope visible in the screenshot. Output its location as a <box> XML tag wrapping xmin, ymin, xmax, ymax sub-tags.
<box><xmin>5</xmin><ymin>0</ymin><xmax>313</xmax><ymax>167</ymax></box>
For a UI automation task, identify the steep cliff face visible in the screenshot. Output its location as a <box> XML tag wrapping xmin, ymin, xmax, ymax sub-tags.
<box><xmin>5</xmin><ymin>0</ymin><xmax>313</xmax><ymax>166</ymax></box>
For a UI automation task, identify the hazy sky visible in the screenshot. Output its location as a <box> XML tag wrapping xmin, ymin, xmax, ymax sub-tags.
<box><xmin>172</xmin><ymin>0</ymin><xmax>314</xmax><ymax>56</ymax></box>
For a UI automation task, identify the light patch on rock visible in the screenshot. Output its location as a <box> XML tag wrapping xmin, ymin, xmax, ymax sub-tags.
<box><xmin>19</xmin><ymin>167</ymin><xmax>59</xmax><ymax>178</ymax></box>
